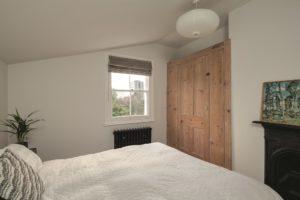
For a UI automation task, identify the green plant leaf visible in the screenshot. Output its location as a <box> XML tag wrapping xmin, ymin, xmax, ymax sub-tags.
<box><xmin>1</xmin><ymin>121</ymin><xmax>17</xmax><ymax>130</ymax></box>
<box><xmin>26</xmin><ymin>111</ymin><xmax>38</xmax><ymax>118</ymax></box>
<box><xmin>15</xmin><ymin>109</ymin><xmax>20</xmax><ymax>117</ymax></box>
<box><xmin>1</xmin><ymin>109</ymin><xmax>44</xmax><ymax>140</ymax></box>
<box><xmin>2</xmin><ymin>130</ymin><xmax>17</xmax><ymax>134</ymax></box>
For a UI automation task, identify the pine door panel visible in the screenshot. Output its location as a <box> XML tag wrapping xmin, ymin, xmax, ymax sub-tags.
<box><xmin>167</xmin><ymin>64</ymin><xmax>178</xmax><ymax>148</ymax></box>
<box><xmin>179</xmin><ymin>62</ymin><xmax>193</xmax><ymax>116</ymax></box>
<box><xmin>193</xmin><ymin>56</ymin><xmax>210</xmax><ymax>160</ymax></box>
<box><xmin>167</xmin><ymin>40</ymin><xmax>231</xmax><ymax>169</ymax></box>
<box><xmin>178</xmin><ymin>61</ymin><xmax>194</xmax><ymax>152</ymax></box>
<box><xmin>178</xmin><ymin>56</ymin><xmax>210</xmax><ymax>160</ymax></box>
<box><xmin>193</xmin><ymin>128</ymin><xmax>206</xmax><ymax>158</ymax></box>
<box><xmin>209</xmin><ymin>48</ymin><xmax>225</xmax><ymax>167</ymax></box>
<box><xmin>179</xmin><ymin>125</ymin><xmax>193</xmax><ymax>153</ymax></box>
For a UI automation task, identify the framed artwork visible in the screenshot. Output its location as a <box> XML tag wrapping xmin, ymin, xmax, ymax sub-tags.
<box><xmin>261</xmin><ymin>79</ymin><xmax>300</xmax><ymax>126</ymax></box>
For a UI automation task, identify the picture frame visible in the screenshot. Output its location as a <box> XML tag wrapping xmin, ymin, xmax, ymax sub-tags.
<box><xmin>261</xmin><ymin>79</ymin><xmax>300</xmax><ymax>126</ymax></box>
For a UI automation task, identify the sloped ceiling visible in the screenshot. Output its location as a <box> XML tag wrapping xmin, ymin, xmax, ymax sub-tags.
<box><xmin>0</xmin><ymin>0</ymin><xmax>250</xmax><ymax>64</ymax></box>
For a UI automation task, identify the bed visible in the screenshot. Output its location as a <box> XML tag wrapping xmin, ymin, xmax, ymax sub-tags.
<box><xmin>0</xmin><ymin>143</ymin><xmax>282</xmax><ymax>200</ymax></box>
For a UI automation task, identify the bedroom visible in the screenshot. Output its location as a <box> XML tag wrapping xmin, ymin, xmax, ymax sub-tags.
<box><xmin>0</xmin><ymin>0</ymin><xmax>299</xmax><ymax>199</ymax></box>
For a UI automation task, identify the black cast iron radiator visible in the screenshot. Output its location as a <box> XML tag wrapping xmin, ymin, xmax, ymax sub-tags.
<box><xmin>113</xmin><ymin>127</ymin><xmax>152</xmax><ymax>149</ymax></box>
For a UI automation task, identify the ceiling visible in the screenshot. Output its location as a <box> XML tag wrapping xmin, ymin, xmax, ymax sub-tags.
<box><xmin>0</xmin><ymin>0</ymin><xmax>250</xmax><ymax>64</ymax></box>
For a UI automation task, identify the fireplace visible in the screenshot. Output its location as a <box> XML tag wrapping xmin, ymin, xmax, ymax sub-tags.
<box><xmin>254</xmin><ymin>121</ymin><xmax>300</xmax><ymax>200</ymax></box>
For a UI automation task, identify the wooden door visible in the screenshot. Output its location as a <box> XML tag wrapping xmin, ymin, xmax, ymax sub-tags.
<box><xmin>207</xmin><ymin>41</ymin><xmax>231</xmax><ymax>169</ymax></box>
<box><xmin>167</xmin><ymin>63</ymin><xmax>178</xmax><ymax>148</ymax></box>
<box><xmin>209</xmin><ymin>47</ymin><xmax>225</xmax><ymax>166</ymax></box>
<box><xmin>177</xmin><ymin>55</ymin><xmax>210</xmax><ymax>161</ymax></box>
<box><xmin>167</xmin><ymin>40</ymin><xmax>231</xmax><ymax>169</ymax></box>
<box><xmin>192</xmin><ymin>55</ymin><xmax>210</xmax><ymax>160</ymax></box>
<box><xmin>177</xmin><ymin>60</ymin><xmax>194</xmax><ymax>153</ymax></box>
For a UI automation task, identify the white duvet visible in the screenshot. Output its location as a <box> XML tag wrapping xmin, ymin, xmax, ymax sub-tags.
<box><xmin>39</xmin><ymin>143</ymin><xmax>282</xmax><ymax>200</ymax></box>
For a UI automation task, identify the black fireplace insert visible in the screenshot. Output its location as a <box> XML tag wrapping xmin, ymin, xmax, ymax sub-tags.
<box><xmin>254</xmin><ymin>121</ymin><xmax>300</xmax><ymax>200</ymax></box>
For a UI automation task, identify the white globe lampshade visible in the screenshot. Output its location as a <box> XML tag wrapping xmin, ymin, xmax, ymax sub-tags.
<box><xmin>176</xmin><ymin>9</ymin><xmax>220</xmax><ymax>38</ymax></box>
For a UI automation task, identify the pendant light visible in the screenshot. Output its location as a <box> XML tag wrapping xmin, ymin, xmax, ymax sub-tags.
<box><xmin>176</xmin><ymin>0</ymin><xmax>220</xmax><ymax>38</ymax></box>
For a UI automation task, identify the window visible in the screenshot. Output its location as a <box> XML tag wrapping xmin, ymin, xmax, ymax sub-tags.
<box><xmin>105</xmin><ymin>55</ymin><xmax>153</xmax><ymax>125</ymax></box>
<box><xmin>111</xmin><ymin>73</ymin><xmax>149</xmax><ymax>117</ymax></box>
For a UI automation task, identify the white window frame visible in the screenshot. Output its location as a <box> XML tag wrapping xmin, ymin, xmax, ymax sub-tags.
<box><xmin>104</xmin><ymin>54</ymin><xmax>154</xmax><ymax>126</ymax></box>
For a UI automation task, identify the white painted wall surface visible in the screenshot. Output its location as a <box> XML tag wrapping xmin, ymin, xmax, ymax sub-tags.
<box><xmin>230</xmin><ymin>0</ymin><xmax>300</xmax><ymax>181</ymax></box>
<box><xmin>174</xmin><ymin>26</ymin><xmax>228</xmax><ymax>59</ymax></box>
<box><xmin>8</xmin><ymin>43</ymin><xmax>174</xmax><ymax>161</ymax></box>
<box><xmin>0</xmin><ymin>59</ymin><xmax>8</xmax><ymax>148</ymax></box>
<box><xmin>6</xmin><ymin>0</ymin><xmax>300</xmax><ymax>182</ymax></box>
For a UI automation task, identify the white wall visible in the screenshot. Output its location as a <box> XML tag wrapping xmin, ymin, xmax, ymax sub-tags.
<box><xmin>8</xmin><ymin>43</ymin><xmax>174</xmax><ymax>161</ymax></box>
<box><xmin>0</xmin><ymin>59</ymin><xmax>8</xmax><ymax>148</ymax></box>
<box><xmin>174</xmin><ymin>26</ymin><xmax>228</xmax><ymax>58</ymax></box>
<box><xmin>230</xmin><ymin>0</ymin><xmax>300</xmax><ymax>181</ymax></box>
<box><xmin>7</xmin><ymin>0</ymin><xmax>300</xmax><ymax>182</ymax></box>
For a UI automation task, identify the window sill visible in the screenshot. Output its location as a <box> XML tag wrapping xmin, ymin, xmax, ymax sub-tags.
<box><xmin>104</xmin><ymin>118</ymin><xmax>155</xmax><ymax>126</ymax></box>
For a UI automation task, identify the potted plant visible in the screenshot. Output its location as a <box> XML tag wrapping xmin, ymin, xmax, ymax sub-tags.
<box><xmin>0</xmin><ymin>109</ymin><xmax>44</xmax><ymax>147</ymax></box>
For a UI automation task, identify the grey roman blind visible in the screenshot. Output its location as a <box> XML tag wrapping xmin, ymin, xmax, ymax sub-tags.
<box><xmin>108</xmin><ymin>55</ymin><xmax>152</xmax><ymax>76</ymax></box>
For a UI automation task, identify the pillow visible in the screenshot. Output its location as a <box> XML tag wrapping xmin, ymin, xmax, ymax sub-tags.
<box><xmin>4</xmin><ymin>144</ymin><xmax>43</xmax><ymax>171</ymax></box>
<box><xmin>0</xmin><ymin>149</ymin><xmax>44</xmax><ymax>200</ymax></box>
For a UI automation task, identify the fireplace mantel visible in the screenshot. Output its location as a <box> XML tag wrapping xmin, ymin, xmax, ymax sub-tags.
<box><xmin>253</xmin><ymin>121</ymin><xmax>300</xmax><ymax>200</ymax></box>
<box><xmin>253</xmin><ymin>121</ymin><xmax>300</xmax><ymax>130</ymax></box>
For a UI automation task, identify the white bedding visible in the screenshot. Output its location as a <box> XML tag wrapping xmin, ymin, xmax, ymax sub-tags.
<box><xmin>39</xmin><ymin>143</ymin><xmax>282</xmax><ymax>200</ymax></box>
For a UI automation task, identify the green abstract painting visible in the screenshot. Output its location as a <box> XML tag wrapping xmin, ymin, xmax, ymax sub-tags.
<box><xmin>262</xmin><ymin>80</ymin><xmax>300</xmax><ymax>125</ymax></box>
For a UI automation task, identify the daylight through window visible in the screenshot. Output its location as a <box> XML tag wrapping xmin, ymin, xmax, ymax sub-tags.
<box><xmin>107</xmin><ymin>55</ymin><xmax>152</xmax><ymax>123</ymax></box>
<box><xmin>111</xmin><ymin>73</ymin><xmax>149</xmax><ymax>117</ymax></box>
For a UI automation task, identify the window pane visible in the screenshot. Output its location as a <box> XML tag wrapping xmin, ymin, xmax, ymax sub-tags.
<box><xmin>130</xmin><ymin>74</ymin><xmax>149</xmax><ymax>90</ymax></box>
<box><xmin>131</xmin><ymin>91</ymin><xmax>147</xmax><ymax>116</ymax></box>
<box><xmin>112</xmin><ymin>91</ymin><xmax>130</xmax><ymax>117</ymax></box>
<box><xmin>111</xmin><ymin>73</ymin><xmax>130</xmax><ymax>90</ymax></box>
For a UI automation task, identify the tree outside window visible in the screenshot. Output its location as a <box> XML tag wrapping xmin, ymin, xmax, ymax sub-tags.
<box><xmin>111</xmin><ymin>73</ymin><xmax>149</xmax><ymax>118</ymax></box>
